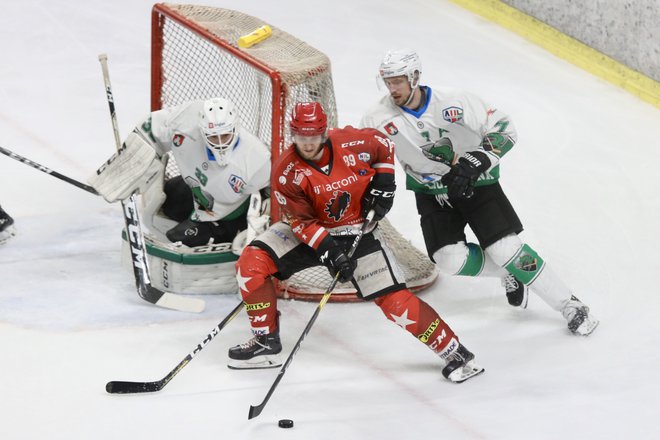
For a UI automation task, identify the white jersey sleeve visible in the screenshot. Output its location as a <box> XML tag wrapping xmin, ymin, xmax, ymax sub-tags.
<box><xmin>361</xmin><ymin>86</ymin><xmax>517</xmax><ymax>195</ymax></box>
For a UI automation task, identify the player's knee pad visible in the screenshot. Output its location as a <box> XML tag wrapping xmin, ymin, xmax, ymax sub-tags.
<box><xmin>485</xmin><ymin>234</ymin><xmax>545</xmax><ymax>285</ymax></box>
<box><xmin>432</xmin><ymin>242</ymin><xmax>484</xmax><ymax>276</ymax></box>
<box><xmin>236</xmin><ymin>245</ymin><xmax>278</xmax><ymax>296</ymax></box>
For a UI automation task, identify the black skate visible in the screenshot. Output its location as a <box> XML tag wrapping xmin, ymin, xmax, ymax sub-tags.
<box><xmin>502</xmin><ymin>273</ymin><xmax>528</xmax><ymax>308</ymax></box>
<box><xmin>0</xmin><ymin>206</ymin><xmax>16</xmax><ymax>245</ymax></box>
<box><xmin>441</xmin><ymin>342</ymin><xmax>484</xmax><ymax>383</ymax></box>
<box><xmin>227</xmin><ymin>331</ymin><xmax>282</xmax><ymax>370</ymax></box>
<box><xmin>561</xmin><ymin>295</ymin><xmax>599</xmax><ymax>336</ymax></box>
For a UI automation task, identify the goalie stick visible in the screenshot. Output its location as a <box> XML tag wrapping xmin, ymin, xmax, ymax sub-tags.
<box><xmin>98</xmin><ymin>53</ymin><xmax>204</xmax><ymax>313</ymax></box>
<box><xmin>248</xmin><ymin>210</ymin><xmax>375</xmax><ymax>420</ymax></box>
<box><xmin>0</xmin><ymin>145</ymin><xmax>99</xmax><ymax>195</ymax></box>
<box><xmin>106</xmin><ymin>300</ymin><xmax>244</xmax><ymax>394</ymax></box>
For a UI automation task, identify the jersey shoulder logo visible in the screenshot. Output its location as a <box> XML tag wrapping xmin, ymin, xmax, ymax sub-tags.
<box><xmin>228</xmin><ymin>174</ymin><xmax>246</xmax><ymax>193</ymax></box>
<box><xmin>324</xmin><ymin>190</ymin><xmax>351</xmax><ymax>221</ymax></box>
<box><xmin>384</xmin><ymin>122</ymin><xmax>398</xmax><ymax>136</ymax></box>
<box><xmin>442</xmin><ymin>106</ymin><xmax>464</xmax><ymax>123</ymax></box>
<box><xmin>172</xmin><ymin>134</ymin><xmax>185</xmax><ymax>147</ymax></box>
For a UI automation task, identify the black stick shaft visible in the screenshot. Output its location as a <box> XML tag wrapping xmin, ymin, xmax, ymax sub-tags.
<box><xmin>0</xmin><ymin>145</ymin><xmax>98</xmax><ymax>195</ymax></box>
<box><xmin>248</xmin><ymin>211</ymin><xmax>375</xmax><ymax>419</ymax></box>
<box><xmin>106</xmin><ymin>301</ymin><xmax>244</xmax><ymax>394</ymax></box>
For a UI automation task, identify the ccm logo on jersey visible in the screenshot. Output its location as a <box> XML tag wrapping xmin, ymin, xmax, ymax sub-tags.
<box><xmin>442</xmin><ymin>106</ymin><xmax>464</xmax><ymax>123</ymax></box>
<box><xmin>341</xmin><ymin>140</ymin><xmax>365</xmax><ymax>148</ymax></box>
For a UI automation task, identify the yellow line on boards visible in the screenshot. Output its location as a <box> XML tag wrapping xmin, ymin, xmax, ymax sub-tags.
<box><xmin>448</xmin><ymin>0</ymin><xmax>660</xmax><ymax>108</ymax></box>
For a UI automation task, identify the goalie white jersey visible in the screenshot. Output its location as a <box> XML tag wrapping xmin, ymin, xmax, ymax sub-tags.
<box><xmin>143</xmin><ymin>100</ymin><xmax>271</xmax><ymax>221</ymax></box>
<box><xmin>360</xmin><ymin>86</ymin><xmax>517</xmax><ymax>195</ymax></box>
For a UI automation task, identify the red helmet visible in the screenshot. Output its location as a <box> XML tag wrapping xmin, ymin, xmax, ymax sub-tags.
<box><xmin>290</xmin><ymin>102</ymin><xmax>327</xmax><ymax>137</ymax></box>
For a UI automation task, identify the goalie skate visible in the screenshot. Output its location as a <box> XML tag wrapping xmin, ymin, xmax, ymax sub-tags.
<box><xmin>441</xmin><ymin>342</ymin><xmax>485</xmax><ymax>383</ymax></box>
<box><xmin>562</xmin><ymin>295</ymin><xmax>599</xmax><ymax>336</ymax></box>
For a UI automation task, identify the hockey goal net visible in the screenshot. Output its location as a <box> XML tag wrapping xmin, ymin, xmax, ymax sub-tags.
<box><xmin>151</xmin><ymin>3</ymin><xmax>437</xmax><ymax>301</ymax></box>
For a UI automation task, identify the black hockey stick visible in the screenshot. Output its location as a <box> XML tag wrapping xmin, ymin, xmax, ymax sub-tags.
<box><xmin>0</xmin><ymin>145</ymin><xmax>99</xmax><ymax>195</ymax></box>
<box><xmin>248</xmin><ymin>210</ymin><xmax>375</xmax><ymax>419</ymax></box>
<box><xmin>106</xmin><ymin>300</ymin><xmax>244</xmax><ymax>394</ymax></box>
<box><xmin>98</xmin><ymin>53</ymin><xmax>204</xmax><ymax>313</ymax></box>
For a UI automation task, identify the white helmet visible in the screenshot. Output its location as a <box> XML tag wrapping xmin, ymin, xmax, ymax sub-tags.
<box><xmin>199</xmin><ymin>98</ymin><xmax>239</xmax><ymax>165</ymax></box>
<box><xmin>379</xmin><ymin>48</ymin><xmax>422</xmax><ymax>89</ymax></box>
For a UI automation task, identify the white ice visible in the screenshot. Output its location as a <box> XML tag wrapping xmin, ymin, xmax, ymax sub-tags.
<box><xmin>1</xmin><ymin>1</ymin><xmax>659</xmax><ymax>439</ymax></box>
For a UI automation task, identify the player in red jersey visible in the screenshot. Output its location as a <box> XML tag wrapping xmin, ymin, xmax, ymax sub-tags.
<box><xmin>227</xmin><ymin>102</ymin><xmax>483</xmax><ymax>383</ymax></box>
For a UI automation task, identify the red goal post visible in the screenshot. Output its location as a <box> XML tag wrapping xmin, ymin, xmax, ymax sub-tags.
<box><xmin>150</xmin><ymin>3</ymin><xmax>437</xmax><ymax>301</ymax></box>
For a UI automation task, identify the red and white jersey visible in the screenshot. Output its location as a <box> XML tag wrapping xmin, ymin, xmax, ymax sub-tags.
<box><xmin>272</xmin><ymin>126</ymin><xmax>395</xmax><ymax>251</ymax></box>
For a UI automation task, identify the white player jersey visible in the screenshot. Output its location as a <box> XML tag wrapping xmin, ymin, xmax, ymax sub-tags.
<box><xmin>360</xmin><ymin>86</ymin><xmax>517</xmax><ymax>195</ymax></box>
<box><xmin>141</xmin><ymin>100</ymin><xmax>271</xmax><ymax>221</ymax></box>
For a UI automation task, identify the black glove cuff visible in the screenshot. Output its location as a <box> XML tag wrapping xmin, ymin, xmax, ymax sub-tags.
<box><xmin>315</xmin><ymin>234</ymin><xmax>340</xmax><ymax>260</ymax></box>
<box><xmin>462</xmin><ymin>150</ymin><xmax>491</xmax><ymax>173</ymax></box>
<box><xmin>369</xmin><ymin>172</ymin><xmax>396</xmax><ymax>192</ymax></box>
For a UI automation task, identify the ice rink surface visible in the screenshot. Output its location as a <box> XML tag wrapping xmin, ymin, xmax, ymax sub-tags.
<box><xmin>1</xmin><ymin>1</ymin><xmax>659</xmax><ymax>439</ymax></box>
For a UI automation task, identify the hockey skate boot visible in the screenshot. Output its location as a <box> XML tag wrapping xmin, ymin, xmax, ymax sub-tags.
<box><xmin>502</xmin><ymin>273</ymin><xmax>528</xmax><ymax>308</ymax></box>
<box><xmin>561</xmin><ymin>295</ymin><xmax>599</xmax><ymax>336</ymax></box>
<box><xmin>0</xmin><ymin>206</ymin><xmax>15</xmax><ymax>245</ymax></box>
<box><xmin>228</xmin><ymin>330</ymin><xmax>282</xmax><ymax>370</ymax></box>
<box><xmin>440</xmin><ymin>342</ymin><xmax>485</xmax><ymax>383</ymax></box>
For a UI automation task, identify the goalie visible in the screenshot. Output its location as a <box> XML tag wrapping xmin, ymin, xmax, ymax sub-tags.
<box><xmin>90</xmin><ymin>97</ymin><xmax>271</xmax><ymax>294</ymax></box>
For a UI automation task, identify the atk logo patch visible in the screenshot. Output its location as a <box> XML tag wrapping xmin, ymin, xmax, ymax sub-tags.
<box><xmin>228</xmin><ymin>174</ymin><xmax>246</xmax><ymax>193</ymax></box>
<box><xmin>384</xmin><ymin>122</ymin><xmax>398</xmax><ymax>136</ymax></box>
<box><xmin>442</xmin><ymin>106</ymin><xmax>464</xmax><ymax>123</ymax></box>
<box><xmin>172</xmin><ymin>134</ymin><xmax>185</xmax><ymax>147</ymax></box>
<box><xmin>324</xmin><ymin>190</ymin><xmax>351</xmax><ymax>221</ymax></box>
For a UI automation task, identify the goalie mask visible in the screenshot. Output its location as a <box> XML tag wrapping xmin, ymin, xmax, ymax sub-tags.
<box><xmin>379</xmin><ymin>49</ymin><xmax>422</xmax><ymax>105</ymax></box>
<box><xmin>199</xmin><ymin>98</ymin><xmax>239</xmax><ymax>166</ymax></box>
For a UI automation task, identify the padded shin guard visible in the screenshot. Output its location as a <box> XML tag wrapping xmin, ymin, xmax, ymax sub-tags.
<box><xmin>375</xmin><ymin>289</ymin><xmax>457</xmax><ymax>354</ymax></box>
<box><xmin>433</xmin><ymin>242</ymin><xmax>485</xmax><ymax>276</ymax></box>
<box><xmin>236</xmin><ymin>246</ymin><xmax>280</xmax><ymax>334</ymax></box>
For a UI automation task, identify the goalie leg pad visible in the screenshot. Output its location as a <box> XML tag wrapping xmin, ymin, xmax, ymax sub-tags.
<box><xmin>236</xmin><ymin>245</ymin><xmax>280</xmax><ymax>334</ymax></box>
<box><xmin>374</xmin><ymin>289</ymin><xmax>457</xmax><ymax>355</ymax></box>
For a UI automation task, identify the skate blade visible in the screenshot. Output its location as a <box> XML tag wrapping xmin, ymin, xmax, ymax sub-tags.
<box><xmin>0</xmin><ymin>226</ymin><xmax>16</xmax><ymax>245</ymax></box>
<box><xmin>447</xmin><ymin>361</ymin><xmax>485</xmax><ymax>383</ymax></box>
<box><xmin>227</xmin><ymin>355</ymin><xmax>282</xmax><ymax>370</ymax></box>
<box><xmin>572</xmin><ymin>316</ymin><xmax>599</xmax><ymax>336</ymax></box>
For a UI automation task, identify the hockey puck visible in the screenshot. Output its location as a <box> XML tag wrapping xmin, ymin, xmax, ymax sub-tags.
<box><xmin>278</xmin><ymin>419</ymin><xmax>294</xmax><ymax>428</ymax></box>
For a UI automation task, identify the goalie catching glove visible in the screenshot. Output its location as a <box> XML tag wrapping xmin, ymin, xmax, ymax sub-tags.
<box><xmin>441</xmin><ymin>151</ymin><xmax>490</xmax><ymax>199</ymax></box>
<box><xmin>89</xmin><ymin>131</ymin><xmax>163</xmax><ymax>203</ymax></box>
<box><xmin>316</xmin><ymin>235</ymin><xmax>356</xmax><ymax>283</ymax></box>
<box><xmin>361</xmin><ymin>173</ymin><xmax>395</xmax><ymax>222</ymax></box>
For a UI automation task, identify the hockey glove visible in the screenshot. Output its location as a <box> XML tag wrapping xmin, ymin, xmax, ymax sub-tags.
<box><xmin>361</xmin><ymin>173</ymin><xmax>396</xmax><ymax>222</ymax></box>
<box><xmin>316</xmin><ymin>236</ymin><xmax>356</xmax><ymax>283</ymax></box>
<box><xmin>441</xmin><ymin>151</ymin><xmax>490</xmax><ymax>199</ymax></box>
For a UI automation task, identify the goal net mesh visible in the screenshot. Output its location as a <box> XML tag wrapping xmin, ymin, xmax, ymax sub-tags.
<box><xmin>152</xmin><ymin>3</ymin><xmax>437</xmax><ymax>301</ymax></box>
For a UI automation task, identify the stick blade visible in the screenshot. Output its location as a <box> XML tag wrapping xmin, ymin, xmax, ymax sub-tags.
<box><xmin>106</xmin><ymin>380</ymin><xmax>163</xmax><ymax>394</ymax></box>
<box><xmin>140</xmin><ymin>285</ymin><xmax>205</xmax><ymax>313</ymax></box>
<box><xmin>248</xmin><ymin>404</ymin><xmax>264</xmax><ymax>420</ymax></box>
